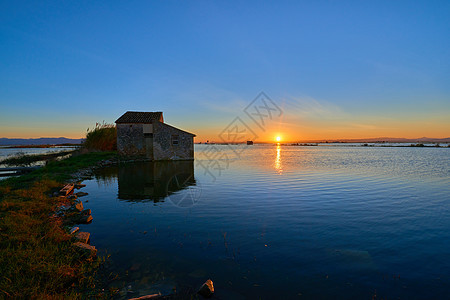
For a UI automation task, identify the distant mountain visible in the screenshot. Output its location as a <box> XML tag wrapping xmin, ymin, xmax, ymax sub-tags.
<box><xmin>0</xmin><ymin>137</ymin><xmax>84</xmax><ymax>146</ymax></box>
<box><xmin>299</xmin><ymin>137</ymin><xmax>450</xmax><ymax>143</ymax></box>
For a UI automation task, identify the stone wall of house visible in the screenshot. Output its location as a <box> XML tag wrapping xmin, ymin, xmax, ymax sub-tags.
<box><xmin>116</xmin><ymin>123</ymin><xmax>146</xmax><ymax>157</ymax></box>
<box><xmin>153</xmin><ymin>122</ymin><xmax>194</xmax><ymax>160</ymax></box>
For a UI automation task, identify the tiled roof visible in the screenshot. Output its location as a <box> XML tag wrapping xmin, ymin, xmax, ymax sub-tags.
<box><xmin>115</xmin><ymin>111</ymin><xmax>163</xmax><ymax>123</ymax></box>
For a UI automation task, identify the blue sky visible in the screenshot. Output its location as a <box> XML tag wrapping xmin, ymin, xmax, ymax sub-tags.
<box><xmin>1</xmin><ymin>1</ymin><xmax>449</xmax><ymax>140</ymax></box>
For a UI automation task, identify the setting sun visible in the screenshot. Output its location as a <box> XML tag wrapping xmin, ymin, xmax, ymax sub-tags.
<box><xmin>276</xmin><ymin>136</ymin><xmax>281</xmax><ymax>142</ymax></box>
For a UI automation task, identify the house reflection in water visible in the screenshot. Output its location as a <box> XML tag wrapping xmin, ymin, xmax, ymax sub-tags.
<box><xmin>117</xmin><ymin>161</ymin><xmax>196</xmax><ymax>203</ymax></box>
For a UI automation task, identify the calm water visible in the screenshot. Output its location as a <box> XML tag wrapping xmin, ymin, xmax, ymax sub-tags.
<box><xmin>0</xmin><ymin>146</ymin><xmax>76</xmax><ymax>160</ymax></box>
<box><xmin>0</xmin><ymin>146</ymin><xmax>78</xmax><ymax>178</ymax></box>
<box><xmin>80</xmin><ymin>145</ymin><xmax>449</xmax><ymax>299</ymax></box>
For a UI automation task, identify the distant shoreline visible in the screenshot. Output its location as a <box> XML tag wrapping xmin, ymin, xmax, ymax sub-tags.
<box><xmin>197</xmin><ymin>137</ymin><xmax>450</xmax><ymax>144</ymax></box>
<box><xmin>0</xmin><ymin>144</ymin><xmax>82</xmax><ymax>149</ymax></box>
<box><xmin>0</xmin><ymin>137</ymin><xmax>83</xmax><ymax>146</ymax></box>
<box><xmin>196</xmin><ymin>142</ymin><xmax>450</xmax><ymax>147</ymax></box>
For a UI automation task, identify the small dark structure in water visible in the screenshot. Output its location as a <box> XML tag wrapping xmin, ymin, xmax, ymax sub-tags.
<box><xmin>247</xmin><ymin>141</ymin><xmax>254</xmax><ymax>145</ymax></box>
<box><xmin>115</xmin><ymin>111</ymin><xmax>195</xmax><ymax>160</ymax></box>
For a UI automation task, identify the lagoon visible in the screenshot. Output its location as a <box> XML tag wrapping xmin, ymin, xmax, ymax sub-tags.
<box><xmin>79</xmin><ymin>144</ymin><xmax>449</xmax><ymax>299</ymax></box>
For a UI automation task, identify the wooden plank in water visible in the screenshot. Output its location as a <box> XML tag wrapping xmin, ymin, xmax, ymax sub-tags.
<box><xmin>60</xmin><ymin>183</ymin><xmax>75</xmax><ymax>196</ymax></box>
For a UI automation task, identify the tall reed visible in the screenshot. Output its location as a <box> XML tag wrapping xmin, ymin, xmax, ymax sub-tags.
<box><xmin>83</xmin><ymin>122</ymin><xmax>117</xmax><ymax>151</ymax></box>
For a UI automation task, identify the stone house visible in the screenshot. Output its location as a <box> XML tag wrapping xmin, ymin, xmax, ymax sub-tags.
<box><xmin>115</xmin><ymin>111</ymin><xmax>195</xmax><ymax>160</ymax></box>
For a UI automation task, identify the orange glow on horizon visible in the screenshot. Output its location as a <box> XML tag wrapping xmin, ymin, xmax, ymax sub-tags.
<box><xmin>3</xmin><ymin>112</ymin><xmax>448</xmax><ymax>142</ymax></box>
<box><xmin>192</xmin><ymin>115</ymin><xmax>450</xmax><ymax>143</ymax></box>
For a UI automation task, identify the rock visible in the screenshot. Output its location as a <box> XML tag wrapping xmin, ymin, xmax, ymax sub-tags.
<box><xmin>78</xmin><ymin>214</ymin><xmax>93</xmax><ymax>224</ymax></box>
<box><xmin>76</xmin><ymin>231</ymin><xmax>90</xmax><ymax>244</ymax></box>
<box><xmin>65</xmin><ymin>212</ymin><xmax>93</xmax><ymax>225</ymax></box>
<box><xmin>74</xmin><ymin>201</ymin><xmax>83</xmax><ymax>212</ymax></box>
<box><xmin>58</xmin><ymin>204</ymin><xmax>71</xmax><ymax>211</ymax></box>
<box><xmin>75</xmin><ymin>183</ymin><xmax>86</xmax><ymax>189</ymax></box>
<box><xmin>73</xmin><ymin>242</ymin><xmax>97</xmax><ymax>257</ymax></box>
<box><xmin>75</xmin><ymin>191</ymin><xmax>89</xmax><ymax>197</ymax></box>
<box><xmin>129</xmin><ymin>294</ymin><xmax>161</xmax><ymax>300</ymax></box>
<box><xmin>69</xmin><ymin>227</ymin><xmax>79</xmax><ymax>234</ymax></box>
<box><xmin>68</xmin><ymin>194</ymin><xmax>77</xmax><ymax>200</ymax></box>
<box><xmin>81</xmin><ymin>209</ymin><xmax>91</xmax><ymax>216</ymax></box>
<box><xmin>198</xmin><ymin>279</ymin><xmax>214</xmax><ymax>298</ymax></box>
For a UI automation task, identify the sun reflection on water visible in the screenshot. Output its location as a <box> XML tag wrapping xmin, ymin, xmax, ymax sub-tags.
<box><xmin>274</xmin><ymin>144</ymin><xmax>282</xmax><ymax>174</ymax></box>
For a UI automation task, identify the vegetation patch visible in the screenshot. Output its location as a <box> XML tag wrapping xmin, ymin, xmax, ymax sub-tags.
<box><xmin>83</xmin><ymin>122</ymin><xmax>117</xmax><ymax>151</ymax></box>
<box><xmin>0</xmin><ymin>151</ymin><xmax>117</xmax><ymax>298</ymax></box>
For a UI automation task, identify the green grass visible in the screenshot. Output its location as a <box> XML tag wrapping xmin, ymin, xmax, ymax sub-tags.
<box><xmin>0</xmin><ymin>151</ymin><xmax>117</xmax><ymax>298</ymax></box>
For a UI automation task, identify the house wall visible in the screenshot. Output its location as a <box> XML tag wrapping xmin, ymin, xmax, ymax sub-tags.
<box><xmin>153</xmin><ymin>122</ymin><xmax>194</xmax><ymax>160</ymax></box>
<box><xmin>116</xmin><ymin>123</ymin><xmax>147</xmax><ymax>157</ymax></box>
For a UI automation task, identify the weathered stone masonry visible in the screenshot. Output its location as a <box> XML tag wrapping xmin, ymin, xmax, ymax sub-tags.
<box><xmin>117</xmin><ymin>123</ymin><xmax>146</xmax><ymax>157</ymax></box>
<box><xmin>115</xmin><ymin>111</ymin><xmax>195</xmax><ymax>161</ymax></box>
<box><xmin>153</xmin><ymin>122</ymin><xmax>194</xmax><ymax>160</ymax></box>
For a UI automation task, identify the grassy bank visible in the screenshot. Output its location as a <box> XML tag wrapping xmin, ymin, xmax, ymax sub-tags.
<box><xmin>0</xmin><ymin>151</ymin><xmax>117</xmax><ymax>298</ymax></box>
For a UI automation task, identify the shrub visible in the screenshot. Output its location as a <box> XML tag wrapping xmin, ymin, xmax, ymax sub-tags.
<box><xmin>83</xmin><ymin>122</ymin><xmax>117</xmax><ymax>151</ymax></box>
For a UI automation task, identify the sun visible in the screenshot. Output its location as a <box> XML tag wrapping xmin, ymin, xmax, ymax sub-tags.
<box><xmin>276</xmin><ymin>136</ymin><xmax>281</xmax><ymax>142</ymax></box>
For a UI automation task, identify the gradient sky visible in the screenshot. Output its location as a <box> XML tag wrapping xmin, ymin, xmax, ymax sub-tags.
<box><xmin>1</xmin><ymin>1</ymin><xmax>449</xmax><ymax>142</ymax></box>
